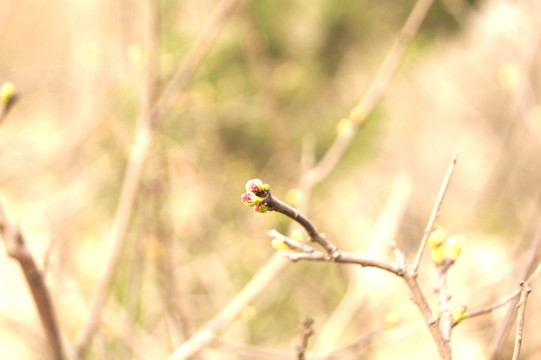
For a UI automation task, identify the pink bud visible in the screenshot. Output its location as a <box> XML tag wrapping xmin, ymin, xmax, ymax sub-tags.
<box><xmin>254</xmin><ymin>204</ymin><xmax>269</xmax><ymax>213</ymax></box>
<box><xmin>245</xmin><ymin>179</ymin><xmax>265</xmax><ymax>193</ymax></box>
<box><xmin>241</xmin><ymin>192</ymin><xmax>261</xmax><ymax>207</ymax></box>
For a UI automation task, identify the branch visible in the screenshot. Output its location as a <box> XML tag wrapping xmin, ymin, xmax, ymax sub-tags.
<box><xmin>264</xmin><ymin>194</ymin><xmax>339</xmax><ymax>257</ymax></box>
<box><xmin>437</xmin><ymin>261</ymin><xmax>454</xmax><ymax>342</ymax></box>
<box><xmin>296</xmin><ymin>317</ymin><xmax>314</xmax><ymax>360</ymax></box>
<box><xmin>467</xmin><ymin>262</ymin><xmax>541</xmax><ymax>320</ymax></box>
<box><xmin>411</xmin><ymin>152</ymin><xmax>458</xmax><ymax>275</ymax></box>
<box><xmin>0</xmin><ymin>204</ymin><xmax>66</xmax><ymax>360</ymax></box>
<box><xmin>490</xmin><ymin>220</ymin><xmax>541</xmax><ymax>357</ymax></box>
<box><xmin>511</xmin><ymin>282</ymin><xmax>531</xmax><ymax>360</ymax></box>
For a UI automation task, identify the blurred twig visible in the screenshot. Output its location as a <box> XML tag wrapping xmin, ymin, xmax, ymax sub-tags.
<box><xmin>296</xmin><ymin>317</ymin><xmax>314</xmax><ymax>360</ymax></box>
<box><xmin>489</xmin><ymin>221</ymin><xmax>541</xmax><ymax>358</ymax></box>
<box><xmin>76</xmin><ymin>0</ymin><xmax>239</xmax><ymax>357</ymax></box>
<box><xmin>511</xmin><ymin>282</ymin><xmax>531</xmax><ymax>360</ymax></box>
<box><xmin>215</xmin><ymin>327</ymin><xmax>380</xmax><ymax>359</ymax></box>
<box><xmin>0</xmin><ymin>204</ymin><xmax>66</xmax><ymax>360</ymax></box>
<box><xmin>304</xmin><ymin>0</ymin><xmax>436</xmax><ymax>188</ymax></box>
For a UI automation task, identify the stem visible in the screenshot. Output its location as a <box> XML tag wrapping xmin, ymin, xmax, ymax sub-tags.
<box><xmin>0</xmin><ymin>205</ymin><xmax>66</xmax><ymax>360</ymax></box>
<box><xmin>265</xmin><ymin>193</ymin><xmax>339</xmax><ymax>257</ymax></box>
<box><xmin>512</xmin><ymin>283</ymin><xmax>531</xmax><ymax>360</ymax></box>
<box><xmin>411</xmin><ymin>152</ymin><xmax>458</xmax><ymax>276</ymax></box>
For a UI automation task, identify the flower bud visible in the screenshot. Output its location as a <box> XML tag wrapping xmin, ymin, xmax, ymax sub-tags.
<box><xmin>241</xmin><ymin>192</ymin><xmax>261</xmax><ymax>207</ymax></box>
<box><xmin>1</xmin><ymin>82</ymin><xmax>16</xmax><ymax>107</ymax></box>
<box><xmin>271</xmin><ymin>238</ymin><xmax>290</xmax><ymax>250</ymax></box>
<box><xmin>452</xmin><ymin>305</ymin><xmax>468</xmax><ymax>324</ymax></box>
<box><xmin>427</xmin><ymin>226</ymin><xmax>445</xmax><ymax>250</ymax></box>
<box><xmin>245</xmin><ymin>179</ymin><xmax>269</xmax><ymax>194</ymax></box>
<box><xmin>349</xmin><ymin>105</ymin><xmax>367</xmax><ymax>124</ymax></box>
<box><xmin>291</xmin><ymin>229</ymin><xmax>303</xmax><ymax>243</ymax></box>
<box><xmin>254</xmin><ymin>204</ymin><xmax>269</xmax><ymax>213</ymax></box>
<box><xmin>445</xmin><ymin>235</ymin><xmax>465</xmax><ymax>262</ymax></box>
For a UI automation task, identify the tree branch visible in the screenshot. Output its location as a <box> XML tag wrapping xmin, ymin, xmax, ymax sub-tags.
<box><xmin>411</xmin><ymin>152</ymin><xmax>458</xmax><ymax>276</ymax></box>
<box><xmin>0</xmin><ymin>204</ymin><xmax>66</xmax><ymax>360</ymax></box>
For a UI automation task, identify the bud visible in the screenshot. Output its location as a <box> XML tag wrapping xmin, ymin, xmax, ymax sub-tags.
<box><xmin>1</xmin><ymin>82</ymin><xmax>16</xmax><ymax>107</ymax></box>
<box><xmin>271</xmin><ymin>238</ymin><xmax>290</xmax><ymax>250</ymax></box>
<box><xmin>349</xmin><ymin>105</ymin><xmax>367</xmax><ymax>124</ymax></box>
<box><xmin>291</xmin><ymin>229</ymin><xmax>303</xmax><ymax>243</ymax></box>
<box><xmin>254</xmin><ymin>204</ymin><xmax>269</xmax><ymax>213</ymax></box>
<box><xmin>452</xmin><ymin>305</ymin><xmax>468</xmax><ymax>325</ymax></box>
<box><xmin>445</xmin><ymin>235</ymin><xmax>465</xmax><ymax>262</ymax></box>
<box><xmin>427</xmin><ymin>226</ymin><xmax>446</xmax><ymax>250</ymax></box>
<box><xmin>431</xmin><ymin>246</ymin><xmax>446</xmax><ymax>266</ymax></box>
<box><xmin>245</xmin><ymin>179</ymin><xmax>269</xmax><ymax>194</ymax></box>
<box><xmin>241</xmin><ymin>192</ymin><xmax>261</xmax><ymax>207</ymax></box>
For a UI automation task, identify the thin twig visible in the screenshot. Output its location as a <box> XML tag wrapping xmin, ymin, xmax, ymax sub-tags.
<box><xmin>296</xmin><ymin>317</ymin><xmax>314</xmax><ymax>360</ymax></box>
<box><xmin>215</xmin><ymin>326</ymin><xmax>381</xmax><ymax>359</ymax></box>
<box><xmin>468</xmin><ymin>263</ymin><xmax>541</xmax><ymax>320</ymax></box>
<box><xmin>268</xmin><ymin>230</ymin><xmax>317</xmax><ymax>253</ymax></box>
<box><xmin>490</xmin><ymin>220</ymin><xmax>541</xmax><ymax>357</ymax></box>
<box><xmin>411</xmin><ymin>152</ymin><xmax>458</xmax><ymax>276</ymax></box>
<box><xmin>437</xmin><ymin>260</ymin><xmax>454</xmax><ymax>342</ymax></box>
<box><xmin>264</xmin><ymin>193</ymin><xmax>339</xmax><ymax>257</ymax></box>
<box><xmin>511</xmin><ymin>282</ymin><xmax>531</xmax><ymax>360</ymax></box>
<box><xmin>285</xmin><ymin>250</ymin><xmax>403</xmax><ymax>276</ymax></box>
<box><xmin>0</xmin><ymin>204</ymin><xmax>66</xmax><ymax>360</ymax></box>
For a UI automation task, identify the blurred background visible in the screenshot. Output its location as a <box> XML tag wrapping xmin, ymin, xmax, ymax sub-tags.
<box><xmin>1</xmin><ymin>0</ymin><xmax>541</xmax><ymax>359</ymax></box>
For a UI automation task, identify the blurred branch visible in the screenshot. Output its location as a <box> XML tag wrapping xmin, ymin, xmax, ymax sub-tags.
<box><xmin>76</xmin><ymin>0</ymin><xmax>239</xmax><ymax>357</ymax></box>
<box><xmin>489</xmin><ymin>220</ymin><xmax>541</xmax><ymax>358</ymax></box>
<box><xmin>511</xmin><ymin>282</ymin><xmax>531</xmax><ymax>360</ymax></box>
<box><xmin>152</xmin><ymin>0</ymin><xmax>240</xmax><ymax>122</ymax></box>
<box><xmin>437</xmin><ymin>261</ymin><xmax>454</xmax><ymax>342</ymax></box>
<box><xmin>468</xmin><ymin>263</ymin><xmax>541</xmax><ymax>322</ymax></box>
<box><xmin>411</xmin><ymin>152</ymin><xmax>458</xmax><ymax>275</ymax></box>
<box><xmin>0</xmin><ymin>204</ymin><xmax>66</xmax><ymax>360</ymax></box>
<box><xmin>304</xmin><ymin>0</ymin><xmax>435</xmax><ymax>187</ymax></box>
<box><xmin>296</xmin><ymin>317</ymin><xmax>314</xmax><ymax>360</ymax></box>
<box><xmin>215</xmin><ymin>327</ymin><xmax>381</xmax><ymax>359</ymax></box>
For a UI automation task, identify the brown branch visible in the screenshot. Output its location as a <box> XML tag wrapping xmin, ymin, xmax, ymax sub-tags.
<box><xmin>0</xmin><ymin>204</ymin><xmax>66</xmax><ymax>360</ymax></box>
<box><xmin>437</xmin><ymin>261</ymin><xmax>454</xmax><ymax>343</ymax></box>
<box><xmin>263</xmin><ymin>194</ymin><xmax>339</xmax><ymax>257</ymax></box>
<box><xmin>266</xmin><ymin>193</ymin><xmax>451</xmax><ymax>358</ymax></box>
<box><xmin>512</xmin><ymin>282</ymin><xmax>531</xmax><ymax>360</ymax></box>
<box><xmin>296</xmin><ymin>317</ymin><xmax>314</xmax><ymax>360</ymax></box>
<box><xmin>402</xmin><ymin>271</ymin><xmax>452</xmax><ymax>359</ymax></box>
<box><xmin>284</xmin><ymin>250</ymin><xmax>403</xmax><ymax>276</ymax></box>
